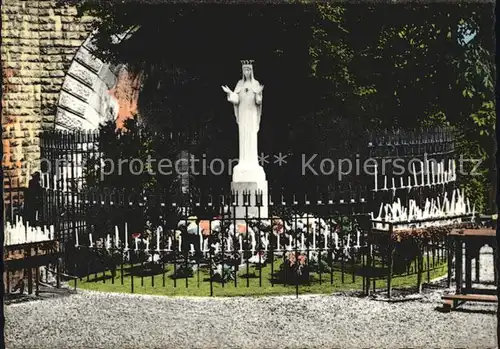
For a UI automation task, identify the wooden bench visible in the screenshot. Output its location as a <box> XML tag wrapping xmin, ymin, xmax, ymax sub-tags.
<box><xmin>443</xmin><ymin>227</ymin><xmax>497</xmax><ymax>312</ymax></box>
<box><xmin>441</xmin><ymin>294</ymin><xmax>498</xmax><ymax>312</ymax></box>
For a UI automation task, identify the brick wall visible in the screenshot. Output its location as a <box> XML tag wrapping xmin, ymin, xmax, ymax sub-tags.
<box><xmin>2</xmin><ymin>0</ymin><xmax>142</xmax><ymax>205</ymax></box>
<box><xmin>2</xmin><ymin>0</ymin><xmax>94</xmax><ymax>190</ymax></box>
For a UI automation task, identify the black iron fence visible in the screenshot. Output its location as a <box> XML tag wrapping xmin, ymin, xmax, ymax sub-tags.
<box><xmin>3</xmin><ymin>126</ymin><xmax>458</xmax><ymax>296</ymax></box>
<box><xmin>26</xmin><ymin>185</ymin><xmax>449</xmax><ymax>297</ymax></box>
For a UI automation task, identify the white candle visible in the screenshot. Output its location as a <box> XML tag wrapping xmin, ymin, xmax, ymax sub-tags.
<box><xmin>426</xmin><ymin>159</ymin><xmax>430</xmax><ymax>186</ymax></box>
<box><xmin>440</xmin><ymin>162</ymin><xmax>445</xmax><ymax>183</ymax></box>
<box><xmin>443</xmin><ymin>160</ymin><xmax>448</xmax><ymax>184</ymax></box>
<box><xmin>435</xmin><ymin>163</ymin><xmax>440</xmax><ymax>184</ymax></box>
<box><xmin>168</xmin><ymin>237</ymin><xmax>172</xmax><ymax>251</ymax></box>
<box><xmin>420</xmin><ymin>161</ymin><xmax>425</xmax><ymax>186</ymax></box>
<box><xmin>288</xmin><ymin>235</ymin><xmax>293</xmax><ymax>250</ymax></box>
<box><xmin>75</xmin><ymin>231</ymin><xmax>79</xmax><ymax>247</ymax></box>
<box><xmin>124</xmin><ymin>223</ymin><xmax>129</xmax><ymax>250</ymax></box>
<box><xmin>324</xmin><ymin>233</ymin><xmax>328</xmax><ymax>249</ymax></box>
<box><xmin>135</xmin><ymin>237</ymin><xmax>139</xmax><ymax>251</ymax></box>
<box><xmin>346</xmin><ymin>234</ymin><xmax>351</xmax><ymax>249</ymax></box>
<box><xmin>115</xmin><ymin>226</ymin><xmax>119</xmax><ymax>247</ymax></box>
<box><xmin>177</xmin><ymin>235</ymin><xmax>182</xmax><ymax>252</ymax></box>
<box><xmin>441</xmin><ymin>160</ymin><xmax>447</xmax><ymax>184</ymax></box>
<box><xmin>430</xmin><ymin>162</ymin><xmax>435</xmax><ymax>185</ymax></box>
<box><xmin>383</xmin><ymin>176</ymin><xmax>387</xmax><ymax>190</ymax></box>
<box><xmin>199</xmin><ymin>230</ymin><xmax>203</xmax><ymax>251</ymax></box>
<box><xmin>301</xmin><ymin>233</ymin><xmax>305</xmax><ymax>250</ymax></box>
<box><xmin>89</xmin><ymin>233</ymin><xmax>93</xmax><ymax>247</ymax></box>
<box><xmin>157</xmin><ymin>230</ymin><xmax>161</xmax><ymax>251</ymax></box>
<box><xmin>400</xmin><ymin>177</ymin><xmax>404</xmax><ymax>189</ymax></box>
<box><xmin>146</xmin><ymin>237</ymin><xmax>150</xmax><ymax>251</ymax></box>
<box><xmin>312</xmin><ymin>230</ymin><xmax>316</xmax><ymax>250</ymax></box>
<box><xmin>444</xmin><ymin>161</ymin><xmax>447</xmax><ymax>183</ymax></box>
<box><xmin>412</xmin><ymin>163</ymin><xmax>418</xmax><ymax>186</ymax></box>
<box><xmin>239</xmin><ymin>235</ymin><xmax>243</xmax><ymax>252</ymax></box>
<box><xmin>374</xmin><ymin>163</ymin><xmax>378</xmax><ymax>191</ymax></box>
<box><xmin>447</xmin><ymin>160</ymin><xmax>451</xmax><ymax>182</ymax></box>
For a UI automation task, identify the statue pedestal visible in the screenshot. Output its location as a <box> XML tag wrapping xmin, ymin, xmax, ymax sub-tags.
<box><xmin>231</xmin><ymin>163</ymin><xmax>268</xmax><ymax>220</ymax></box>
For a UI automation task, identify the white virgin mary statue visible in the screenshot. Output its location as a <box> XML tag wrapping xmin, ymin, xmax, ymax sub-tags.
<box><xmin>222</xmin><ymin>60</ymin><xmax>264</xmax><ymax>170</ymax></box>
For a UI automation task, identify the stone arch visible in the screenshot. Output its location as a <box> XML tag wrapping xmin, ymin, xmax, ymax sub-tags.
<box><xmin>49</xmin><ymin>29</ymin><xmax>190</xmax><ymax>197</ymax></box>
<box><xmin>54</xmin><ymin>31</ymin><xmax>140</xmax><ymax>131</ymax></box>
<box><xmin>48</xmin><ymin>30</ymin><xmax>142</xmax><ymax>190</ymax></box>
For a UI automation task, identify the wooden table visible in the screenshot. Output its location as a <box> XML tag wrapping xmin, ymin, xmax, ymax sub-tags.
<box><xmin>442</xmin><ymin>228</ymin><xmax>497</xmax><ymax>311</ymax></box>
<box><xmin>3</xmin><ymin>240</ymin><xmax>61</xmax><ymax>295</ymax></box>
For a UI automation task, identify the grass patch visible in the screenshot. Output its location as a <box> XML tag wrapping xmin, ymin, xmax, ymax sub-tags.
<box><xmin>76</xmin><ymin>256</ymin><xmax>448</xmax><ymax>297</ymax></box>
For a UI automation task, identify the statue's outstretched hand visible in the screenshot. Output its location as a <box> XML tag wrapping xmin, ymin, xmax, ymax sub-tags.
<box><xmin>221</xmin><ymin>85</ymin><xmax>232</xmax><ymax>94</ymax></box>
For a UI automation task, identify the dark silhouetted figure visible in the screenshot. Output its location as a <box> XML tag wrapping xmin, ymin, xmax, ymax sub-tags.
<box><xmin>24</xmin><ymin>172</ymin><xmax>43</xmax><ymax>226</ymax></box>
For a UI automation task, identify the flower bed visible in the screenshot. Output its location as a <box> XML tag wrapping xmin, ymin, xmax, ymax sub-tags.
<box><xmin>81</xmin><ymin>212</ymin><xmax>365</xmax><ymax>286</ymax></box>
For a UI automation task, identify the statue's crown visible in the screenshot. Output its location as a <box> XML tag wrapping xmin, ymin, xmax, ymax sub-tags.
<box><xmin>241</xmin><ymin>60</ymin><xmax>254</xmax><ymax>66</ymax></box>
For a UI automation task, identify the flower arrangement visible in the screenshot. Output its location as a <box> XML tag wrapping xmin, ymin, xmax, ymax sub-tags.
<box><xmin>279</xmin><ymin>251</ymin><xmax>310</xmax><ymax>284</ymax></box>
<box><xmin>171</xmin><ymin>263</ymin><xmax>195</xmax><ymax>279</ymax></box>
<box><xmin>128</xmin><ymin>225</ymin><xmax>169</xmax><ymax>267</ymax></box>
<box><xmin>386</xmin><ymin>224</ymin><xmax>454</xmax><ymax>275</ymax></box>
<box><xmin>210</xmin><ymin>262</ymin><xmax>235</xmax><ymax>283</ymax></box>
<box><xmin>128</xmin><ymin>233</ymin><xmax>150</xmax><ymax>264</ymax></box>
<box><xmin>248</xmin><ymin>251</ymin><xmax>267</xmax><ymax>266</ymax></box>
<box><xmin>94</xmin><ymin>238</ymin><xmax>126</xmax><ymax>278</ymax></box>
<box><xmin>308</xmin><ymin>251</ymin><xmax>332</xmax><ymax>274</ymax></box>
<box><xmin>208</xmin><ymin>226</ymin><xmax>242</xmax><ymax>282</ymax></box>
<box><xmin>390</xmin><ymin>225</ymin><xmax>454</xmax><ymax>242</ymax></box>
<box><xmin>103</xmin><ymin>212</ymin><xmax>362</xmax><ymax>280</ymax></box>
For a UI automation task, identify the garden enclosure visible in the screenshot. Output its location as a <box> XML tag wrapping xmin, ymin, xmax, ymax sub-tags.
<box><xmin>3</xmin><ymin>126</ymin><xmax>470</xmax><ymax>297</ymax></box>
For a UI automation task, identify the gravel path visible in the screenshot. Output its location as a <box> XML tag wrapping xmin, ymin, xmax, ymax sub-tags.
<box><xmin>5</xmin><ymin>248</ymin><xmax>497</xmax><ymax>349</ymax></box>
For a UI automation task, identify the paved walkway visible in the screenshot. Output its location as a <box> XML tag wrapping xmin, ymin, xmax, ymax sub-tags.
<box><xmin>4</xmin><ymin>248</ymin><xmax>497</xmax><ymax>349</ymax></box>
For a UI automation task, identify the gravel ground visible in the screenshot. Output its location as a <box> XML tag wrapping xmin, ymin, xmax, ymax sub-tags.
<box><xmin>5</xmin><ymin>248</ymin><xmax>497</xmax><ymax>349</ymax></box>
